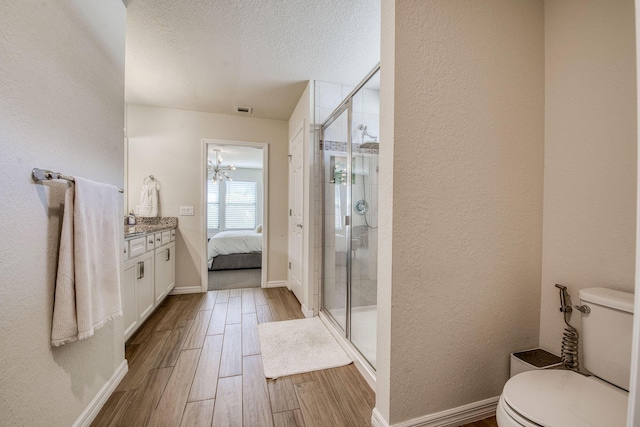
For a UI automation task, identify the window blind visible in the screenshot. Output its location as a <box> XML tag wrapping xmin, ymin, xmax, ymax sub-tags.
<box><xmin>225</xmin><ymin>181</ymin><xmax>257</xmax><ymax>229</ymax></box>
<box><xmin>207</xmin><ymin>181</ymin><xmax>220</xmax><ymax>229</ymax></box>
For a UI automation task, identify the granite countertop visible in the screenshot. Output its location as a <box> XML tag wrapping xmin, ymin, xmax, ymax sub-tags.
<box><xmin>124</xmin><ymin>217</ymin><xmax>178</xmax><ymax>238</ymax></box>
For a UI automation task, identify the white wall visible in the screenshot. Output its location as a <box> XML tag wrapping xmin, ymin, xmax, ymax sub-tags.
<box><xmin>378</xmin><ymin>1</ymin><xmax>544</xmax><ymax>424</ymax></box>
<box><xmin>127</xmin><ymin>105</ymin><xmax>289</xmax><ymax>286</ymax></box>
<box><xmin>540</xmin><ymin>0</ymin><xmax>637</xmax><ymax>355</ymax></box>
<box><xmin>0</xmin><ymin>1</ymin><xmax>126</xmax><ymax>425</ymax></box>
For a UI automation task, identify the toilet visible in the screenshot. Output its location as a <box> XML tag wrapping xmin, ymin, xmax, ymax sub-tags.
<box><xmin>497</xmin><ymin>287</ymin><xmax>634</xmax><ymax>427</ymax></box>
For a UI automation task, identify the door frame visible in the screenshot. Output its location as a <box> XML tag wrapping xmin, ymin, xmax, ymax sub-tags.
<box><xmin>320</xmin><ymin>100</ymin><xmax>353</xmax><ymax>336</ymax></box>
<box><xmin>200</xmin><ymin>138</ymin><xmax>269</xmax><ymax>292</ymax></box>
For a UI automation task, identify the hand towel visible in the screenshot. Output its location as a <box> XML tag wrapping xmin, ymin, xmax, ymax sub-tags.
<box><xmin>137</xmin><ymin>181</ymin><xmax>160</xmax><ymax>217</ymax></box>
<box><xmin>51</xmin><ymin>177</ymin><xmax>122</xmax><ymax>346</ymax></box>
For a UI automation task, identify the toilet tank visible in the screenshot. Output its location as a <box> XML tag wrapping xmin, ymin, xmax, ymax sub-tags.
<box><xmin>579</xmin><ymin>287</ymin><xmax>634</xmax><ymax>391</ymax></box>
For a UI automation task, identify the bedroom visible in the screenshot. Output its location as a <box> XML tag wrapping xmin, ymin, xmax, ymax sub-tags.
<box><xmin>205</xmin><ymin>143</ymin><xmax>266</xmax><ymax>290</ymax></box>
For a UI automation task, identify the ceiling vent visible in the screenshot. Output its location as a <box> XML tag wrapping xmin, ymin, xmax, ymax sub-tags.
<box><xmin>236</xmin><ymin>106</ymin><xmax>253</xmax><ymax>114</ymax></box>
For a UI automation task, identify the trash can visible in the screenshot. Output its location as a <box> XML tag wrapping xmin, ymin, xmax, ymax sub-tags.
<box><xmin>510</xmin><ymin>348</ymin><xmax>562</xmax><ymax>377</ymax></box>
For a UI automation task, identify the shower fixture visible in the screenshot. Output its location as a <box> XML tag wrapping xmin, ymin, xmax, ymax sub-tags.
<box><xmin>357</xmin><ymin>124</ymin><xmax>378</xmax><ymax>149</ymax></box>
<box><xmin>354</xmin><ymin>199</ymin><xmax>369</xmax><ymax>215</ymax></box>
<box><xmin>208</xmin><ymin>149</ymin><xmax>236</xmax><ymax>183</ymax></box>
<box><xmin>555</xmin><ymin>284</ymin><xmax>580</xmax><ymax>372</ymax></box>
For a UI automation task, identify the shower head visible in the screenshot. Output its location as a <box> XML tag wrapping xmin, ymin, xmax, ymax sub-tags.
<box><xmin>357</xmin><ymin>124</ymin><xmax>378</xmax><ymax>144</ymax></box>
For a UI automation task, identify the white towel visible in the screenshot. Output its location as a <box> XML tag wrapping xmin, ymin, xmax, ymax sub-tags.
<box><xmin>51</xmin><ymin>177</ymin><xmax>122</xmax><ymax>346</ymax></box>
<box><xmin>137</xmin><ymin>181</ymin><xmax>160</xmax><ymax>217</ymax></box>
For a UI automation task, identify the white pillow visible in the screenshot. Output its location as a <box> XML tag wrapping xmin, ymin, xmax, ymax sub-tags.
<box><xmin>255</xmin><ymin>224</ymin><xmax>262</xmax><ymax>233</ymax></box>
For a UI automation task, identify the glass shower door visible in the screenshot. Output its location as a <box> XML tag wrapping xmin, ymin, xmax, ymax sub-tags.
<box><xmin>320</xmin><ymin>64</ymin><xmax>379</xmax><ymax>372</ymax></box>
<box><xmin>322</xmin><ymin>106</ymin><xmax>350</xmax><ymax>332</ymax></box>
<box><xmin>349</xmin><ymin>75</ymin><xmax>379</xmax><ymax>368</ymax></box>
<box><xmin>349</xmin><ymin>152</ymin><xmax>378</xmax><ymax>367</ymax></box>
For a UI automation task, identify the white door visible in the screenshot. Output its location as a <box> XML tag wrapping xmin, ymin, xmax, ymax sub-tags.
<box><xmin>288</xmin><ymin>126</ymin><xmax>304</xmax><ymax>302</ymax></box>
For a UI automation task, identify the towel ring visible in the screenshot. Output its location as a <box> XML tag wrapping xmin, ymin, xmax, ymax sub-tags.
<box><xmin>143</xmin><ymin>175</ymin><xmax>155</xmax><ymax>184</ymax></box>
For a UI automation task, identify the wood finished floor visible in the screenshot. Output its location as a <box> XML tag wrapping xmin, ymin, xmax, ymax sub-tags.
<box><xmin>462</xmin><ymin>417</ymin><xmax>497</xmax><ymax>427</ymax></box>
<box><xmin>92</xmin><ymin>286</ymin><xmax>498</xmax><ymax>427</ymax></box>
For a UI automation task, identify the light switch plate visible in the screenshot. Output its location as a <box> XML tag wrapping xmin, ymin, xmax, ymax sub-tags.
<box><xmin>180</xmin><ymin>206</ymin><xmax>194</xmax><ymax>216</ymax></box>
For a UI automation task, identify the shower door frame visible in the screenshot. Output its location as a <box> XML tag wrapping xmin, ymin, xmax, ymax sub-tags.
<box><xmin>320</xmin><ymin>64</ymin><xmax>380</xmax><ymax>373</ymax></box>
<box><xmin>321</xmin><ymin>100</ymin><xmax>353</xmax><ymax>338</ymax></box>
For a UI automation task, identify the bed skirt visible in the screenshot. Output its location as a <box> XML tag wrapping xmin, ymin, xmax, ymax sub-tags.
<box><xmin>209</xmin><ymin>252</ymin><xmax>262</xmax><ymax>271</ymax></box>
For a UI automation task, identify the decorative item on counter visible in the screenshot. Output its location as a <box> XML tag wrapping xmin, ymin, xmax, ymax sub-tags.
<box><xmin>127</xmin><ymin>210</ymin><xmax>136</xmax><ymax>225</ymax></box>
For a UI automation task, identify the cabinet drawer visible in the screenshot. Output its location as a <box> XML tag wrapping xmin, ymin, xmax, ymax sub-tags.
<box><xmin>129</xmin><ymin>237</ymin><xmax>147</xmax><ymax>258</ymax></box>
<box><xmin>123</xmin><ymin>241</ymin><xmax>130</xmax><ymax>261</ymax></box>
<box><xmin>154</xmin><ymin>233</ymin><xmax>162</xmax><ymax>247</ymax></box>
<box><xmin>171</xmin><ymin>229</ymin><xmax>176</xmax><ymax>241</ymax></box>
<box><xmin>146</xmin><ymin>234</ymin><xmax>155</xmax><ymax>251</ymax></box>
<box><xmin>161</xmin><ymin>231</ymin><xmax>171</xmax><ymax>245</ymax></box>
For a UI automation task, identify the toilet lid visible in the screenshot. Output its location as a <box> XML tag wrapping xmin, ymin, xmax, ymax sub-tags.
<box><xmin>503</xmin><ymin>370</ymin><xmax>628</xmax><ymax>427</ymax></box>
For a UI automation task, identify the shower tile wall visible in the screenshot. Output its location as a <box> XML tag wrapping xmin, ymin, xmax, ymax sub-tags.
<box><xmin>316</xmin><ymin>81</ymin><xmax>380</xmax><ymax>147</ymax></box>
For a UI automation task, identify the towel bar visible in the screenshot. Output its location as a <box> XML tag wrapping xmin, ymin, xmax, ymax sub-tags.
<box><xmin>32</xmin><ymin>168</ymin><xmax>124</xmax><ymax>193</ymax></box>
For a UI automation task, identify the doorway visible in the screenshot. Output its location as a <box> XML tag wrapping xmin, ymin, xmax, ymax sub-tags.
<box><xmin>201</xmin><ymin>139</ymin><xmax>269</xmax><ymax>292</ymax></box>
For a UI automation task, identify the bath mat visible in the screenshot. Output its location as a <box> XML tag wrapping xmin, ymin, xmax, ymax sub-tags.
<box><xmin>257</xmin><ymin>317</ymin><xmax>352</xmax><ymax>378</ymax></box>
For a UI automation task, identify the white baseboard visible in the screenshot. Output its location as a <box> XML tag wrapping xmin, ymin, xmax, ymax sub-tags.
<box><xmin>266</xmin><ymin>280</ymin><xmax>288</xmax><ymax>288</ymax></box>
<box><xmin>372</xmin><ymin>408</ymin><xmax>390</xmax><ymax>427</ymax></box>
<box><xmin>300</xmin><ymin>304</ymin><xmax>314</xmax><ymax>318</ymax></box>
<box><xmin>73</xmin><ymin>359</ymin><xmax>129</xmax><ymax>427</ymax></box>
<box><xmin>169</xmin><ymin>286</ymin><xmax>203</xmax><ymax>295</ymax></box>
<box><xmin>371</xmin><ymin>397</ymin><xmax>498</xmax><ymax>427</ymax></box>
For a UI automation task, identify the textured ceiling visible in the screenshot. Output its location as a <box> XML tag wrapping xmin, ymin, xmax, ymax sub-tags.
<box><xmin>125</xmin><ymin>0</ymin><xmax>381</xmax><ymax>121</ymax></box>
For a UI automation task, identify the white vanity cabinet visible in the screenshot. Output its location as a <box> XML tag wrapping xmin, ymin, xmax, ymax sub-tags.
<box><xmin>154</xmin><ymin>241</ymin><xmax>175</xmax><ymax>306</ymax></box>
<box><xmin>122</xmin><ymin>228</ymin><xmax>176</xmax><ymax>341</ymax></box>
<box><xmin>122</xmin><ymin>250</ymin><xmax>154</xmax><ymax>340</ymax></box>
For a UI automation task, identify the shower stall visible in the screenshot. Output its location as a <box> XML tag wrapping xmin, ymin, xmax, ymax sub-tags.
<box><xmin>321</xmin><ymin>65</ymin><xmax>380</xmax><ymax>372</ymax></box>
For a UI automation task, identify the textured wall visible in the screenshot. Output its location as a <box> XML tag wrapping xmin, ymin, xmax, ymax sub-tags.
<box><xmin>0</xmin><ymin>1</ymin><xmax>126</xmax><ymax>425</ymax></box>
<box><xmin>540</xmin><ymin>0</ymin><xmax>637</xmax><ymax>354</ymax></box>
<box><xmin>378</xmin><ymin>1</ymin><xmax>544</xmax><ymax>423</ymax></box>
<box><xmin>126</xmin><ymin>105</ymin><xmax>289</xmax><ymax>286</ymax></box>
<box><xmin>375</xmin><ymin>0</ymin><xmax>395</xmax><ymax>419</ymax></box>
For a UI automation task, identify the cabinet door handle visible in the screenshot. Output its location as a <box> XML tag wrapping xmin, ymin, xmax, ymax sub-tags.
<box><xmin>137</xmin><ymin>261</ymin><xmax>145</xmax><ymax>279</ymax></box>
<box><xmin>166</xmin><ymin>248</ymin><xmax>170</xmax><ymax>262</ymax></box>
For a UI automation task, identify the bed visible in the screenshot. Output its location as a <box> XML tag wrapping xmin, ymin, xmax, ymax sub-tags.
<box><xmin>208</xmin><ymin>230</ymin><xmax>263</xmax><ymax>270</ymax></box>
